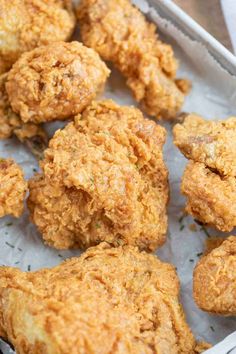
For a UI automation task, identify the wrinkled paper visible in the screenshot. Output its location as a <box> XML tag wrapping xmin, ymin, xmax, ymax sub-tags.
<box><xmin>0</xmin><ymin>0</ymin><xmax>236</xmax><ymax>352</ymax></box>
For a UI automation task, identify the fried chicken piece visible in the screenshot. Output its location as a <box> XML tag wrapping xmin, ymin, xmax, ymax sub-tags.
<box><xmin>173</xmin><ymin>114</ymin><xmax>236</xmax><ymax>177</ymax></box>
<box><xmin>0</xmin><ymin>243</ymin><xmax>208</xmax><ymax>353</ymax></box>
<box><xmin>6</xmin><ymin>41</ymin><xmax>110</xmax><ymax>124</ymax></box>
<box><xmin>13</xmin><ymin>124</ymin><xmax>49</xmax><ymax>160</ymax></box>
<box><xmin>0</xmin><ymin>159</ymin><xmax>27</xmax><ymax>217</ymax></box>
<box><xmin>174</xmin><ymin>114</ymin><xmax>236</xmax><ymax>231</ymax></box>
<box><xmin>77</xmin><ymin>0</ymin><xmax>188</xmax><ymax>121</ymax></box>
<box><xmin>0</xmin><ymin>0</ymin><xmax>75</xmax><ymax>74</ymax></box>
<box><xmin>182</xmin><ymin>161</ymin><xmax>236</xmax><ymax>232</ymax></box>
<box><xmin>28</xmin><ymin>100</ymin><xmax>169</xmax><ymax>251</ymax></box>
<box><xmin>193</xmin><ymin>236</ymin><xmax>236</xmax><ymax>316</ymax></box>
<box><xmin>0</xmin><ymin>73</ymin><xmax>48</xmax><ymax>159</ymax></box>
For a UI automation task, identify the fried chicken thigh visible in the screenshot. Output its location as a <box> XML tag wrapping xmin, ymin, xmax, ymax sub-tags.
<box><xmin>77</xmin><ymin>0</ymin><xmax>188</xmax><ymax>121</ymax></box>
<box><xmin>6</xmin><ymin>41</ymin><xmax>110</xmax><ymax>124</ymax></box>
<box><xmin>0</xmin><ymin>243</ymin><xmax>208</xmax><ymax>353</ymax></box>
<box><xmin>28</xmin><ymin>100</ymin><xmax>169</xmax><ymax>251</ymax></box>
<box><xmin>0</xmin><ymin>73</ymin><xmax>48</xmax><ymax>159</ymax></box>
<box><xmin>0</xmin><ymin>159</ymin><xmax>27</xmax><ymax>217</ymax></box>
<box><xmin>173</xmin><ymin>114</ymin><xmax>236</xmax><ymax>231</ymax></box>
<box><xmin>0</xmin><ymin>0</ymin><xmax>75</xmax><ymax>74</ymax></box>
<box><xmin>193</xmin><ymin>236</ymin><xmax>236</xmax><ymax>316</ymax></box>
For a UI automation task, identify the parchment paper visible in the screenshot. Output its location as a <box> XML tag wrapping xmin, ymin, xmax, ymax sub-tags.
<box><xmin>0</xmin><ymin>0</ymin><xmax>236</xmax><ymax>352</ymax></box>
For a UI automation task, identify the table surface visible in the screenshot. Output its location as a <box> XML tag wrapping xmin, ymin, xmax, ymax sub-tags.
<box><xmin>173</xmin><ymin>0</ymin><xmax>233</xmax><ymax>52</ymax></box>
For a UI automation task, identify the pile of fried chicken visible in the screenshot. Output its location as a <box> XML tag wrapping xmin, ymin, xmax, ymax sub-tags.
<box><xmin>0</xmin><ymin>0</ymin><xmax>234</xmax><ymax>353</ymax></box>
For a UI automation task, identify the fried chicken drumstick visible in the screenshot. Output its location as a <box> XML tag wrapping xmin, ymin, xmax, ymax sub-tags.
<box><xmin>173</xmin><ymin>114</ymin><xmax>236</xmax><ymax>231</ymax></box>
<box><xmin>28</xmin><ymin>100</ymin><xmax>169</xmax><ymax>251</ymax></box>
<box><xmin>0</xmin><ymin>243</ymin><xmax>209</xmax><ymax>353</ymax></box>
<box><xmin>0</xmin><ymin>0</ymin><xmax>75</xmax><ymax>74</ymax></box>
<box><xmin>0</xmin><ymin>158</ymin><xmax>27</xmax><ymax>218</ymax></box>
<box><xmin>77</xmin><ymin>0</ymin><xmax>189</xmax><ymax>121</ymax></box>
<box><xmin>193</xmin><ymin>236</ymin><xmax>236</xmax><ymax>316</ymax></box>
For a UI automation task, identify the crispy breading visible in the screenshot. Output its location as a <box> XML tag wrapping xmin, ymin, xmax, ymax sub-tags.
<box><xmin>77</xmin><ymin>0</ymin><xmax>188</xmax><ymax>121</ymax></box>
<box><xmin>0</xmin><ymin>0</ymin><xmax>75</xmax><ymax>74</ymax></box>
<box><xmin>174</xmin><ymin>114</ymin><xmax>236</xmax><ymax>231</ymax></box>
<box><xmin>28</xmin><ymin>100</ymin><xmax>169</xmax><ymax>251</ymax></box>
<box><xmin>173</xmin><ymin>114</ymin><xmax>236</xmax><ymax>177</ymax></box>
<box><xmin>0</xmin><ymin>159</ymin><xmax>27</xmax><ymax>217</ymax></box>
<box><xmin>181</xmin><ymin>161</ymin><xmax>236</xmax><ymax>232</ymax></box>
<box><xmin>6</xmin><ymin>41</ymin><xmax>110</xmax><ymax>124</ymax></box>
<box><xmin>0</xmin><ymin>73</ymin><xmax>48</xmax><ymax>159</ymax></box>
<box><xmin>193</xmin><ymin>236</ymin><xmax>236</xmax><ymax>315</ymax></box>
<box><xmin>0</xmin><ymin>243</ymin><xmax>208</xmax><ymax>353</ymax></box>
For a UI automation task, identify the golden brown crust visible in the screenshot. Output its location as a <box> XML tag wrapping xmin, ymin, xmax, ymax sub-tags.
<box><xmin>0</xmin><ymin>73</ymin><xmax>48</xmax><ymax>158</ymax></box>
<box><xmin>173</xmin><ymin>114</ymin><xmax>236</xmax><ymax>177</ymax></box>
<box><xmin>0</xmin><ymin>0</ymin><xmax>75</xmax><ymax>73</ymax></box>
<box><xmin>0</xmin><ymin>244</ymin><xmax>204</xmax><ymax>353</ymax></box>
<box><xmin>0</xmin><ymin>73</ymin><xmax>18</xmax><ymax>139</ymax></box>
<box><xmin>0</xmin><ymin>158</ymin><xmax>27</xmax><ymax>217</ymax></box>
<box><xmin>181</xmin><ymin>161</ymin><xmax>236</xmax><ymax>232</ymax></box>
<box><xmin>174</xmin><ymin>114</ymin><xmax>236</xmax><ymax>231</ymax></box>
<box><xmin>6</xmin><ymin>41</ymin><xmax>110</xmax><ymax>124</ymax></box>
<box><xmin>193</xmin><ymin>236</ymin><xmax>236</xmax><ymax>315</ymax></box>
<box><xmin>28</xmin><ymin>100</ymin><xmax>169</xmax><ymax>251</ymax></box>
<box><xmin>77</xmin><ymin>0</ymin><xmax>187</xmax><ymax>121</ymax></box>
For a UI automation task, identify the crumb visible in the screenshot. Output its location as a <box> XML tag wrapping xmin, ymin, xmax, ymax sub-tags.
<box><xmin>189</xmin><ymin>223</ymin><xmax>197</xmax><ymax>232</ymax></box>
<box><xmin>175</xmin><ymin>79</ymin><xmax>192</xmax><ymax>95</ymax></box>
<box><xmin>77</xmin><ymin>0</ymin><xmax>189</xmax><ymax>120</ymax></box>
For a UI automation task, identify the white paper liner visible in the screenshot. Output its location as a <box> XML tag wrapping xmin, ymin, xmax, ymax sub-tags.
<box><xmin>0</xmin><ymin>0</ymin><xmax>236</xmax><ymax>352</ymax></box>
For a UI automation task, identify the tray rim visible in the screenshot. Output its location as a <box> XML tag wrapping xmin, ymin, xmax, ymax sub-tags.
<box><xmin>148</xmin><ymin>0</ymin><xmax>236</xmax><ymax>76</ymax></box>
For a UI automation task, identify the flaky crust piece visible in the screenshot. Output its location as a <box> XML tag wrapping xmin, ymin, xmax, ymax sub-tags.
<box><xmin>77</xmin><ymin>0</ymin><xmax>187</xmax><ymax>120</ymax></box>
<box><xmin>0</xmin><ymin>0</ymin><xmax>75</xmax><ymax>73</ymax></box>
<box><xmin>174</xmin><ymin>114</ymin><xmax>236</xmax><ymax>231</ymax></box>
<box><xmin>6</xmin><ymin>41</ymin><xmax>110</xmax><ymax>123</ymax></box>
<box><xmin>193</xmin><ymin>236</ymin><xmax>236</xmax><ymax>315</ymax></box>
<box><xmin>0</xmin><ymin>159</ymin><xmax>27</xmax><ymax>217</ymax></box>
<box><xmin>28</xmin><ymin>100</ymin><xmax>169</xmax><ymax>251</ymax></box>
<box><xmin>0</xmin><ymin>243</ymin><xmax>205</xmax><ymax>353</ymax></box>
